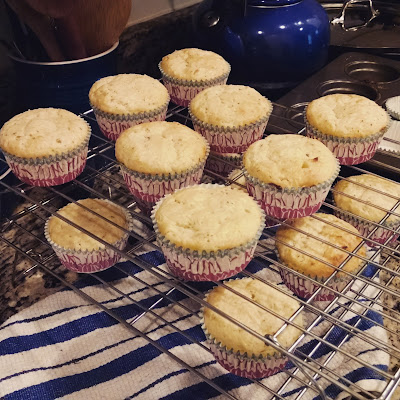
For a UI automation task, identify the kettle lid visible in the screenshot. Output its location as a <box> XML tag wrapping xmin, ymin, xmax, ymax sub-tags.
<box><xmin>248</xmin><ymin>0</ymin><xmax>301</xmax><ymax>6</ymax></box>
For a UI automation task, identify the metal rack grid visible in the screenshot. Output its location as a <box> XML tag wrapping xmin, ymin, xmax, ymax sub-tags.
<box><xmin>1</xmin><ymin>103</ymin><xmax>400</xmax><ymax>400</ymax></box>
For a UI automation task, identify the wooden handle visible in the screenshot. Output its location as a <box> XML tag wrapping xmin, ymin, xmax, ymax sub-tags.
<box><xmin>6</xmin><ymin>0</ymin><xmax>65</xmax><ymax>61</ymax></box>
<box><xmin>73</xmin><ymin>0</ymin><xmax>132</xmax><ymax>56</ymax></box>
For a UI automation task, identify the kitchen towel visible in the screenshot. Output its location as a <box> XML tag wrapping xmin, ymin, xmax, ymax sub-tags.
<box><xmin>0</xmin><ymin>247</ymin><xmax>389</xmax><ymax>400</ymax></box>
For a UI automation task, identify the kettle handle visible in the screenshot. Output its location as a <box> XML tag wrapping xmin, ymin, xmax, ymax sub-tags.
<box><xmin>331</xmin><ymin>0</ymin><xmax>380</xmax><ymax>32</ymax></box>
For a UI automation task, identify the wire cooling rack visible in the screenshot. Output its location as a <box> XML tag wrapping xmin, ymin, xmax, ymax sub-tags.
<box><xmin>1</xmin><ymin>103</ymin><xmax>400</xmax><ymax>400</ymax></box>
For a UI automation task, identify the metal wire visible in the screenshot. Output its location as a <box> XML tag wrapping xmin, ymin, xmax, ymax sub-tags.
<box><xmin>1</xmin><ymin>103</ymin><xmax>400</xmax><ymax>400</ymax></box>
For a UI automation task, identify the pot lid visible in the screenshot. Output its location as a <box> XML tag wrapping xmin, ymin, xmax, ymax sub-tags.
<box><xmin>247</xmin><ymin>0</ymin><xmax>301</xmax><ymax>6</ymax></box>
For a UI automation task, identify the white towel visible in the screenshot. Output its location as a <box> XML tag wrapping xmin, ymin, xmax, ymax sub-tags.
<box><xmin>0</xmin><ymin>247</ymin><xmax>389</xmax><ymax>400</ymax></box>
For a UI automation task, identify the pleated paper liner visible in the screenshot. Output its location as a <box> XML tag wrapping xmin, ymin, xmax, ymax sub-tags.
<box><xmin>91</xmin><ymin>101</ymin><xmax>169</xmax><ymax>141</ymax></box>
<box><xmin>205</xmin><ymin>151</ymin><xmax>242</xmax><ymax>177</ymax></box>
<box><xmin>277</xmin><ymin>248</ymin><xmax>365</xmax><ymax>302</ymax></box>
<box><xmin>159</xmin><ymin>62</ymin><xmax>230</xmax><ymax>107</ymax></box>
<box><xmin>279</xmin><ymin>266</ymin><xmax>353</xmax><ymax>302</ymax></box>
<box><xmin>243</xmin><ymin>158</ymin><xmax>340</xmax><ymax>220</ymax></box>
<box><xmin>386</xmin><ymin>96</ymin><xmax>400</xmax><ymax>121</ymax></box>
<box><xmin>189</xmin><ymin>108</ymin><xmax>272</xmax><ymax>154</ymax></box>
<box><xmin>378</xmin><ymin>120</ymin><xmax>400</xmax><ymax>154</ymax></box>
<box><xmin>119</xmin><ymin>145</ymin><xmax>209</xmax><ymax>216</ymax></box>
<box><xmin>334</xmin><ymin>209</ymin><xmax>400</xmax><ymax>247</ymax></box>
<box><xmin>304</xmin><ymin>112</ymin><xmax>391</xmax><ymax>165</ymax></box>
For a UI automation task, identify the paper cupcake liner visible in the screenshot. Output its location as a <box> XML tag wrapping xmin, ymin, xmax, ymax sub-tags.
<box><xmin>200</xmin><ymin>283</ymin><xmax>288</xmax><ymax>379</ymax></box>
<box><xmin>120</xmin><ymin>150</ymin><xmax>209</xmax><ymax>215</ymax></box>
<box><xmin>208</xmin><ymin>340</ymin><xmax>288</xmax><ymax>379</ymax></box>
<box><xmin>190</xmin><ymin>110</ymin><xmax>271</xmax><ymax>154</ymax></box>
<box><xmin>334</xmin><ymin>209</ymin><xmax>400</xmax><ymax>247</ymax></box>
<box><xmin>151</xmin><ymin>183</ymin><xmax>266</xmax><ymax>281</ymax></box>
<box><xmin>378</xmin><ymin>120</ymin><xmax>400</xmax><ymax>154</ymax></box>
<box><xmin>205</xmin><ymin>152</ymin><xmax>242</xmax><ymax>176</ymax></box>
<box><xmin>159</xmin><ymin>62</ymin><xmax>230</xmax><ymax>107</ymax></box>
<box><xmin>45</xmin><ymin>199</ymin><xmax>134</xmax><ymax>273</ymax></box>
<box><xmin>304</xmin><ymin>111</ymin><xmax>391</xmax><ymax>165</ymax></box>
<box><xmin>91</xmin><ymin>102</ymin><xmax>169</xmax><ymax>141</ymax></box>
<box><xmin>279</xmin><ymin>266</ymin><xmax>351</xmax><ymax>302</ymax></box>
<box><xmin>243</xmin><ymin>159</ymin><xmax>340</xmax><ymax>220</ymax></box>
<box><xmin>2</xmin><ymin>128</ymin><xmax>90</xmax><ymax>187</ymax></box>
<box><xmin>386</xmin><ymin>96</ymin><xmax>400</xmax><ymax>120</ymax></box>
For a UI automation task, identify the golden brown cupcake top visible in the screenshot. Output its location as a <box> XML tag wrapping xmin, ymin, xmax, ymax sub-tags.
<box><xmin>89</xmin><ymin>74</ymin><xmax>169</xmax><ymax>114</ymax></box>
<box><xmin>160</xmin><ymin>48</ymin><xmax>230</xmax><ymax>81</ymax></box>
<box><xmin>190</xmin><ymin>85</ymin><xmax>272</xmax><ymax>127</ymax></box>
<box><xmin>115</xmin><ymin>121</ymin><xmax>208</xmax><ymax>174</ymax></box>
<box><xmin>333</xmin><ymin>174</ymin><xmax>400</xmax><ymax>224</ymax></box>
<box><xmin>47</xmin><ymin>199</ymin><xmax>129</xmax><ymax>251</ymax></box>
<box><xmin>204</xmin><ymin>278</ymin><xmax>303</xmax><ymax>357</ymax></box>
<box><xmin>276</xmin><ymin>213</ymin><xmax>365</xmax><ymax>278</ymax></box>
<box><xmin>243</xmin><ymin>134</ymin><xmax>338</xmax><ymax>188</ymax></box>
<box><xmin>154</xmin><ymin>185</ymin><xmax>263</xmax><ymax>252</ymax></box>
<box><xmin>306</xmin><ymin>94</ymin><xmax>389</xmax><ymax>138</ymax></box>
<box><xmin>0</xmin><ymin>108</ymin><xmax>89</xmax><ymax>159</ymax></box>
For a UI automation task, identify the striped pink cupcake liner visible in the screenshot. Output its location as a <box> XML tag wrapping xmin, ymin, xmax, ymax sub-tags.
<box><xmin>151</xmin><ymin>183</ymin><xmax>266</xmax><ymax>281</ymax></box>
<box><xmin>92</xmin><ymin>103</ymin><xmax>168</xmax><ymax>141</ymax></box>
<box><xmin>244</xmin><ymin>158</ymin><xmax>339</xmax><ymax>220</ymax></box>
<box><xmin>304</xmin><ymin>114</ymin><xmax>391</xmax><ymax>166</ymax></box>
<box><xmin>159</xmin><ymin>241</ymin><xmax>257</xmax><ymax>281</ymax></box>
<box><xmin>51</xmin><ymin>245</ymin><xmax>125</xmax><ymax>273</ymax></box>
<box><xmin>205</xmin><ymin>152</ymin><xmax>242</xmax><ymax>176</ymax></box>
<box><xmin>120</xmin><ymin>157</ymin><xmax>208</xmax><ymax>216</ymax></box>
<box><xmin>334</xmin><ymin>209</ymin><xmax>400</xmax><ymax>247</ymax></box>
<box><xmin>3</xmin><ymin>141</ymin><xmax>89</xmax><ymax>187</ymax></box>
<box><xmin>279</xmin><ymin>267</ymin><xmax>351</xmax><ymax>302</ymax></box>
<box><xmin>159</xmin><ymin>63</ymin><xmax>230</xmax><ymax>107</ymax></box>
<box><xmin>45</xmin><ymin>200</ymin><xmax>133</xmax><ymax>273</ymax></box>
<box><xmin>209</xmin><ymin>341</ymin><xmax>288</xmax><ymax>379</ymax></box>
<box><xmin>191</xmin><ymin>119</ymin><xmax>269</xmax><ymax>154</ymax></box>
<box><xmin>162</xmin><ymin>81</ymin><xmax>227</xmax><ymax>108</ymax></box>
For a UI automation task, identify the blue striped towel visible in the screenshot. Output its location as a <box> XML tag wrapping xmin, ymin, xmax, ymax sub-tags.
<box><xmin>0</xmin><ymin>248</ymin><xmax>389</xmax><ymax>400</ymax></box>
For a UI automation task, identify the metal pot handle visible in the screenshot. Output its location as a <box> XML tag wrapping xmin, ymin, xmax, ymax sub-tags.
<box><xmin>331</xmin><ymin>0</ymin><xmax>380</xmax><ymax>32</ymax></box>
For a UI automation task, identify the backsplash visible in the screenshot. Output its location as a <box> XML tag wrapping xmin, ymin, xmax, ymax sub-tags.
<box><xmin>128</xmin><ymin>0</ymin><xmax>200</xmax><ymax>25</ymax></box>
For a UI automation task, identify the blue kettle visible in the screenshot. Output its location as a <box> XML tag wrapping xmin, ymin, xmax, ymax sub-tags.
<box><xmin>193</xmin><ymin>0</ymin><xmax>330</xmax><ymax>89</ymax></box>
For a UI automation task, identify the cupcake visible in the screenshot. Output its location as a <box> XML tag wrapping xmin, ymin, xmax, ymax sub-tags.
<box><xmin>201</xmin><ymin>277</ymin><xmax>303</xmax><ymax>378</ymax></box>
<box><xmin>276</xmin><ymin>213</ymin><xmax>366</xmax><ymax>301</ymax></box>
<box><xmin>189</xmin><ymin>85</ymin><xmax>272</xmax><ymax>153</ymax></box>
<box><xmin>205</xmin><ymin>151</ymin><xmax>242</xmax><ymax>177</ymax></box>
<box><xmin>243</xmin><ymin>134</ymin><xmax>339</xmax><ymax>220</ymax></box>
<box><xmin>0</xmin><ymin>108</ymin><xmax>90</xmax><ymax>186</ymax></box>
<box><xmin>159</xmin><ymin>48</ymin><xmax>230</xmax><ymax>107</ymax></box>
<box><xmin>305</xmin><ymin>94</ymin><xmax>391</xmax><ymax>165</ymax></box>
<box><xmin>151</xmin><ymin>184</ymin><xmax>265</xmax><ymax>281</ymax></box>
<box><xmin>45</xmin><ymin>198</ymin><xmax>133</xmax><ymax>273</ymax></box>
<box><xmin>89</xmin><ymin>74</ymin><xmax>170</xmax><ymax>141</ymax></box>
<box><xmin>333</xmin><ymin>174</ymin><xmax>400</xmax><ymax>246</ymax></box>
<box><xmin>115</xmin><ymin>121</ymin><xmax>209</xmax><ymax>215</ymax></box>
